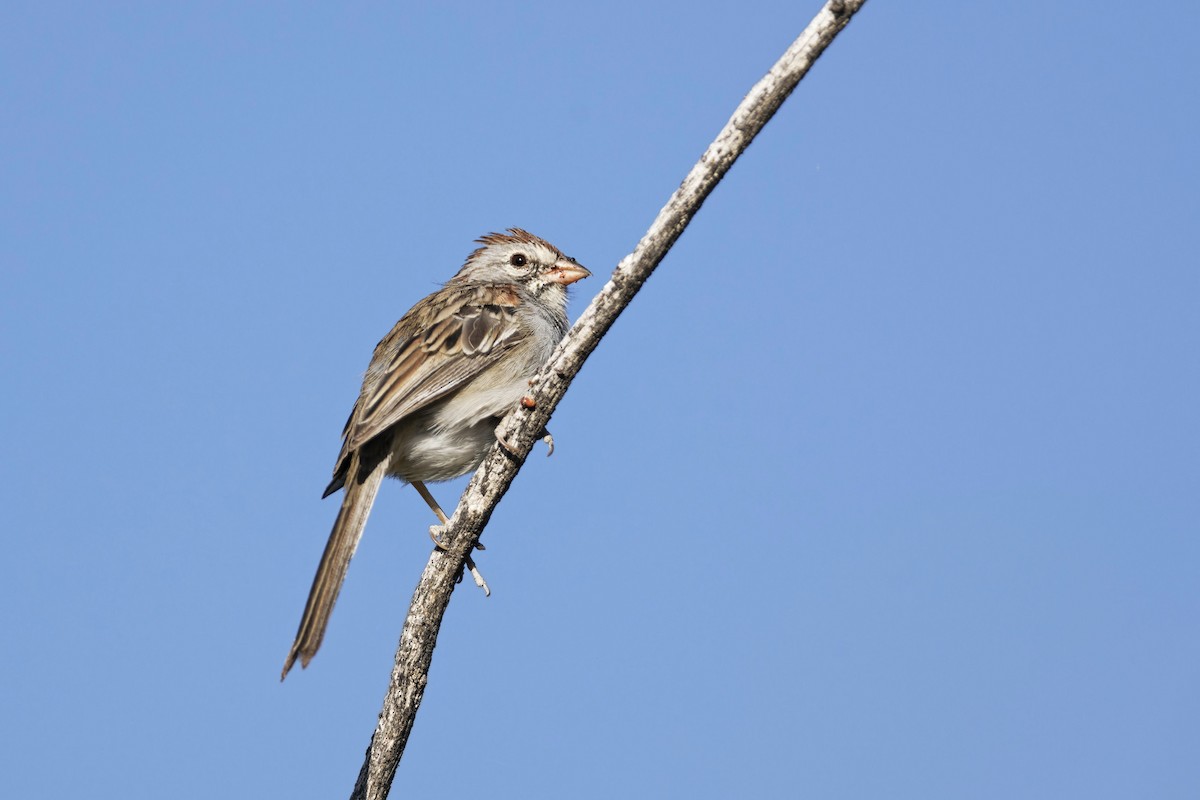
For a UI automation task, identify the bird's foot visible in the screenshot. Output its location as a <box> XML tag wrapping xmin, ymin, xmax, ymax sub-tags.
<box><xmin>430</xmin><ymin>525</ymin><xmax>485</xmax><ymax>551</ymax></box>
<box><xmin>495</xmin><ymin>427</ymin><xmax>520</xmax><ymax>457</ymax></box>
<box><xmin>428</xmin><ymin>524</ymin><xmax>448</xmax><ymax>550</ymax></box>
<box><xmin>465</xmin><ymin>555</ymin><xmax>491</xmax><ymax>596</ymax></box>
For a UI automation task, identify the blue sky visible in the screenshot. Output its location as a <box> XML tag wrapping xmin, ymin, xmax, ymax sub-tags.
<box><xmin>3</xmin><ymin>2</ymin><xmax>1198</xmax><ymax>797</ymax></box>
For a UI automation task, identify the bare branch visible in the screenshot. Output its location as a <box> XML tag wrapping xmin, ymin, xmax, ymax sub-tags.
<box><xmin>351</xmin><ymin>2</ymin><xmax>869</xmax><ymax>797</ymax></box>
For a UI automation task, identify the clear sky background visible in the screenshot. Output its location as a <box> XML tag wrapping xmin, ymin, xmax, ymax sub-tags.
<box><xmin>3</xmin><ymin>2</ymin><xmax>1197</xmax><ymax>797</ymax></box>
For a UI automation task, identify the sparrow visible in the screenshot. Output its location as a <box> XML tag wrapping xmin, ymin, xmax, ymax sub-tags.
<box><xmin>282</xmin><ymin>229</ymin><xmax>590</xmax><ymax>679</ymax></box>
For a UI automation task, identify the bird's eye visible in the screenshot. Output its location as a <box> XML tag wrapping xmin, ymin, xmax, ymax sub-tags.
<box><xmin>510</xmin><ymin>253</ymin><xmax>528</xmax><ymax>267</ymax></box>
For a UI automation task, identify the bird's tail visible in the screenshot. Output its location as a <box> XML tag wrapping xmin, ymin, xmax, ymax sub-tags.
<box><xmin>281</xmin><ymin>453</ymin><xmax>389</xmax><ymax>680</ymax></box>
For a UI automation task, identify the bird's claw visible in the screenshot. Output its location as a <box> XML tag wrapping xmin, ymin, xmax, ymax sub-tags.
<box><xmin>496</xmin><ymin>423</ymin><xmax>554</xmax><ymax>457</ymax></box>
<box><xmin>428</xmin><ymin>524</ymin><xmax>448</xmax><ymax>550</ymax></box>
<box><xmin>468</xmin><ymin>559</ymin><xmax>491</xmax><ymax>596</ymax></box>
<box><xmin>495</xmin><ymin>428</ymin><xmax>520</xmax><ymax>457</ymax></box>
<box><xmin>431</xmin><ymin>523</ymin><xmax>485</xmax><ymax>553</ymax></box>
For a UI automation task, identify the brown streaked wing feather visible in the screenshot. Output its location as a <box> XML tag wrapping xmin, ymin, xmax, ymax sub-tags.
<box><xmin>343</xmin><ymin>283</ymin><xmax>525</xmax><ymax>454</ymax></box>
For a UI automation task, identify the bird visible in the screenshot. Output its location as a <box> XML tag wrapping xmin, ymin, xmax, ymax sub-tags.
<box><xmin>282</xmin><ymin>229</ymin><xmax>590</xmax><ymax>679</ymax></box>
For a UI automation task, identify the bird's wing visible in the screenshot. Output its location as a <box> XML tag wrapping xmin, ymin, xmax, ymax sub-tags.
<box><xmin>324</xmin><ymin>283</ymin><xmax>526</xmax><ymax>494</ymax></box>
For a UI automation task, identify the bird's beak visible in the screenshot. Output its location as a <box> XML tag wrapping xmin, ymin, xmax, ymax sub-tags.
<box><xmin>545</xmin><ymin>258</ymin><xmax>591</xmax><ymax>286</ymax></box>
